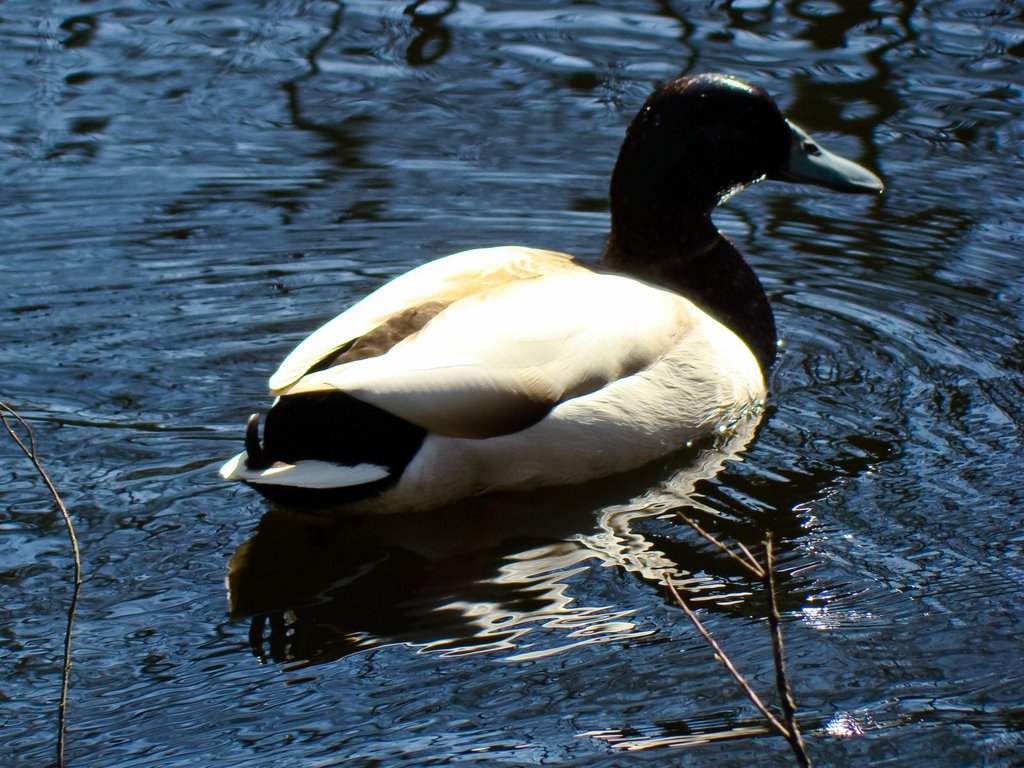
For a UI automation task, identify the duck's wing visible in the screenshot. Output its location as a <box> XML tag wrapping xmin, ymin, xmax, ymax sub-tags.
<box><xmin>269</xmin><ymin>246</ymin><xmax>582</xmax><ymax>393</ymax></box>
<box><xmin>282</xmin><ymin>271</ymin><xmax>697</xmax><ymax>439</ymax></box>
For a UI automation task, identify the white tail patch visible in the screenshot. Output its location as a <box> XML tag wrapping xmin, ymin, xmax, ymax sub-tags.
<box><xmin>220</xmin><ymin>452</ymin><xmax>390</xmax><ymax>489</ymax></box>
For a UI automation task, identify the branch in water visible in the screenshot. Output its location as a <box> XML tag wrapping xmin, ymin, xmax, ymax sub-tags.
<box><xmin>1</xmin><ymin>401</ymin><xmax>82</xmax><ymax>768</ymax></box>
<box><xmin>664</xmin><ymin>574</ymin><xmax>792</xmax><ymax>739</ymax></box>
<box><xmin>666</xmin><ymin>516</ymin><xmax>812</xmax><ymax>767</ymax></box>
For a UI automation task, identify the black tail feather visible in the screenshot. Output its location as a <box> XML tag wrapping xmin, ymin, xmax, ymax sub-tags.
<box><xmin>245</xmin><ymin>413</ymin><xmax>269</xmax><ymax>470</ymax></box>
<box><xmin>262</xmin><ymin>391</ymin><xmax>427</xmax><ymax>473</ymax></box>
<box><xmin>236</xmin><ymin>392</ymin><xmax>428</xmax><ymax>508</ymax></box>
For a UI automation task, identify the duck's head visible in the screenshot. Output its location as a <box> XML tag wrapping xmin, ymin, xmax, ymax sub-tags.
<box><xmin>605</xmin><ymin>73</ymin><xmax>883</xmax><ymax>373</ymax></box>
<box><xmin>609</xmin><ymin>73</ymin><xmax>883</xmax><ymax>252</ymax></box>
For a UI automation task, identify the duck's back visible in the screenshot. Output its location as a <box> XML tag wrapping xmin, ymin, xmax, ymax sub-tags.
<box><xmin>223</xmin><ymin>245</ymin><xmax>765</xmax><ymax>513</ymax></box>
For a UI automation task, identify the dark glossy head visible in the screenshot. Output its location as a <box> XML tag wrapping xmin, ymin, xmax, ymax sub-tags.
<box><xmin>610</xmin><ymin>75</ymin><xmax>785</xmax><ymax>229</ymax></box>
<box><xmin>609</xmin><ymin>73</ymin><xmax>883</xmax><ymax>249</ymax></box>
<box><xmin>605</xmin><ymin>73</ymin><xmax>883</xmax><ymax>373</ymax></box>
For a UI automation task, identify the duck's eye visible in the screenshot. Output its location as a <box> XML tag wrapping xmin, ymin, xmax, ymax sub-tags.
<box><xmin>803</xmin><ymin>141</ymin><xmax>822</xmax><ymax>157</ymax></box>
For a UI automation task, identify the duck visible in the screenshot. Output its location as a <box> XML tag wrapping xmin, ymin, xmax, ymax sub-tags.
<box><xmin>220</xmin><ymin>73</ymin><xmax>883</xmax><ymax>514</ymax></box>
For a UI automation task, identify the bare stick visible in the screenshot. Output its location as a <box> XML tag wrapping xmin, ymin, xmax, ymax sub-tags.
<box><xmin>663</xmin><ymin>574</ymin><xmax>791</xmax><ymax>739</ymax></box>
<box><xmin>665</xmin><ymin>523</ymin><xmax>814</xmax><ymax>766</ymax></box>
<box><xmin>1</xmin><ymin>402</ymin><xmax>81</xmax><ymax>768</ymax></box>
<box><xmin>675</xmin><ymin>511</ymin><xmax>765</xmax><ymax>578</ymax></box>
<box><xmin>735</xmin><ymin>540</ymin><xmax>762</xmax><ymax>574</ymax></box>
<box><xmin>764</xmin><ymin>534</ymin><xmax>811</xmax><ymax>767</ymax></box>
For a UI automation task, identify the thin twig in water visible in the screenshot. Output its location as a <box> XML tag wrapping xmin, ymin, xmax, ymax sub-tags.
<box><xmin>666</xmin><ymin>516</ymin><xmax>813</xmax><ymax>766</ymax></box>
<box><xmin>675</xmin><ymin>511</ymin><xmax>764</xmax><ymax>578</ymax></box>
<box><xmin>735</xmin><ymin>540</ymin><xmax>762</xmax><ymax>574</ymax></box>
<box><xmin>663</xmin><ymin>575</ymin><xmax>792</xmax><ymax>739</ymax></box>
<box><xmin>764</xmin><ymin>534</ymin><xmax>811</xmax><ymax>767</ymax></box>
<box><xmin>1</xmin><ymin>402</ymin><xmax>81</xmax><ymax>768</ymax></box>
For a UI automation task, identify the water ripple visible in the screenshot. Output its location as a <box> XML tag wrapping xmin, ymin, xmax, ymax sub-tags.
<box><xmin>2</xmin><ymin>1</ymin><xmax>1023</xmax><ymax>766</ymax></box>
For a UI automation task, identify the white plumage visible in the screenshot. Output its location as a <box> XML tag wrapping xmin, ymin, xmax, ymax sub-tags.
<box><xmin>222</xmin><ymin>246</ymin><xmax>765</xmax><ymax>513</ymax></box>
<box><xmin>220</xmin><ymin>73</ymin><xmax>882</xmax><ymax>514</ymax></box>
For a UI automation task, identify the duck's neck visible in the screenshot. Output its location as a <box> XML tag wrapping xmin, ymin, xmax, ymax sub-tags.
<box><xmin>602</xmin><ymin>211</ymin><xmax>777</xmax><ymax>372</ymax></box>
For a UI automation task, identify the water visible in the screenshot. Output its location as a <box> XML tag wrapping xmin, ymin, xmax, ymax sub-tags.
<box><xmin>2</xmin><ymin>1</ymin><xmax>1023</xmax><ymax>765</ymax></box>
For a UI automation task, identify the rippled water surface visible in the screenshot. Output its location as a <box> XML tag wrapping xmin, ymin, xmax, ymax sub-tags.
<box><xmin>3</xmin><ymin>1</ymin><xmax>1023</xmax><ymax>766</ymax></box>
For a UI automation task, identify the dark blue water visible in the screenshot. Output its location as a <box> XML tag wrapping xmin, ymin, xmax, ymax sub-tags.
<box><xmin>3</xmin><ymin>1</ymin><xmax>1023</xmax><ymax>766</ymax></box>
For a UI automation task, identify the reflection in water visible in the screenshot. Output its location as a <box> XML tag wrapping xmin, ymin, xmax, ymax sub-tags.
<box><xmin>283</xmin><ymin>0</ymin><xmax>374</xmax><ymax>171</ymax></box>
<box><xmin>228</xmin><ymin>419</ymin><xmax>764</xmax><ymax>666</ymax></box>
<box><xmin>227</xmin><ymin>412</ymin><xmax>878</xmax><ymax>669</ymax></box>
<box><xmin>225</xmin><ymin>394</ymin><xmax>905</xmax><ymax>753</ymax></box>
<box><xmin>405</xmin><ymin>0</ymin><xmax>459</xmax><ymax>66</ymax></box>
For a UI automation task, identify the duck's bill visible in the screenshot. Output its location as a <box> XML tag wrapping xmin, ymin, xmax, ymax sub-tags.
<box><xmin>772</xmin><ymin>120</ymin><xmax>884</xmax><ymax>194</ymax></box>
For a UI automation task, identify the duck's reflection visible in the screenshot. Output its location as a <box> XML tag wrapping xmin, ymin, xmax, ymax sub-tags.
<box><xmin>228</xmin><ymin>417</ymin><xmax>793</xmax><ymax>667</ymax></box>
